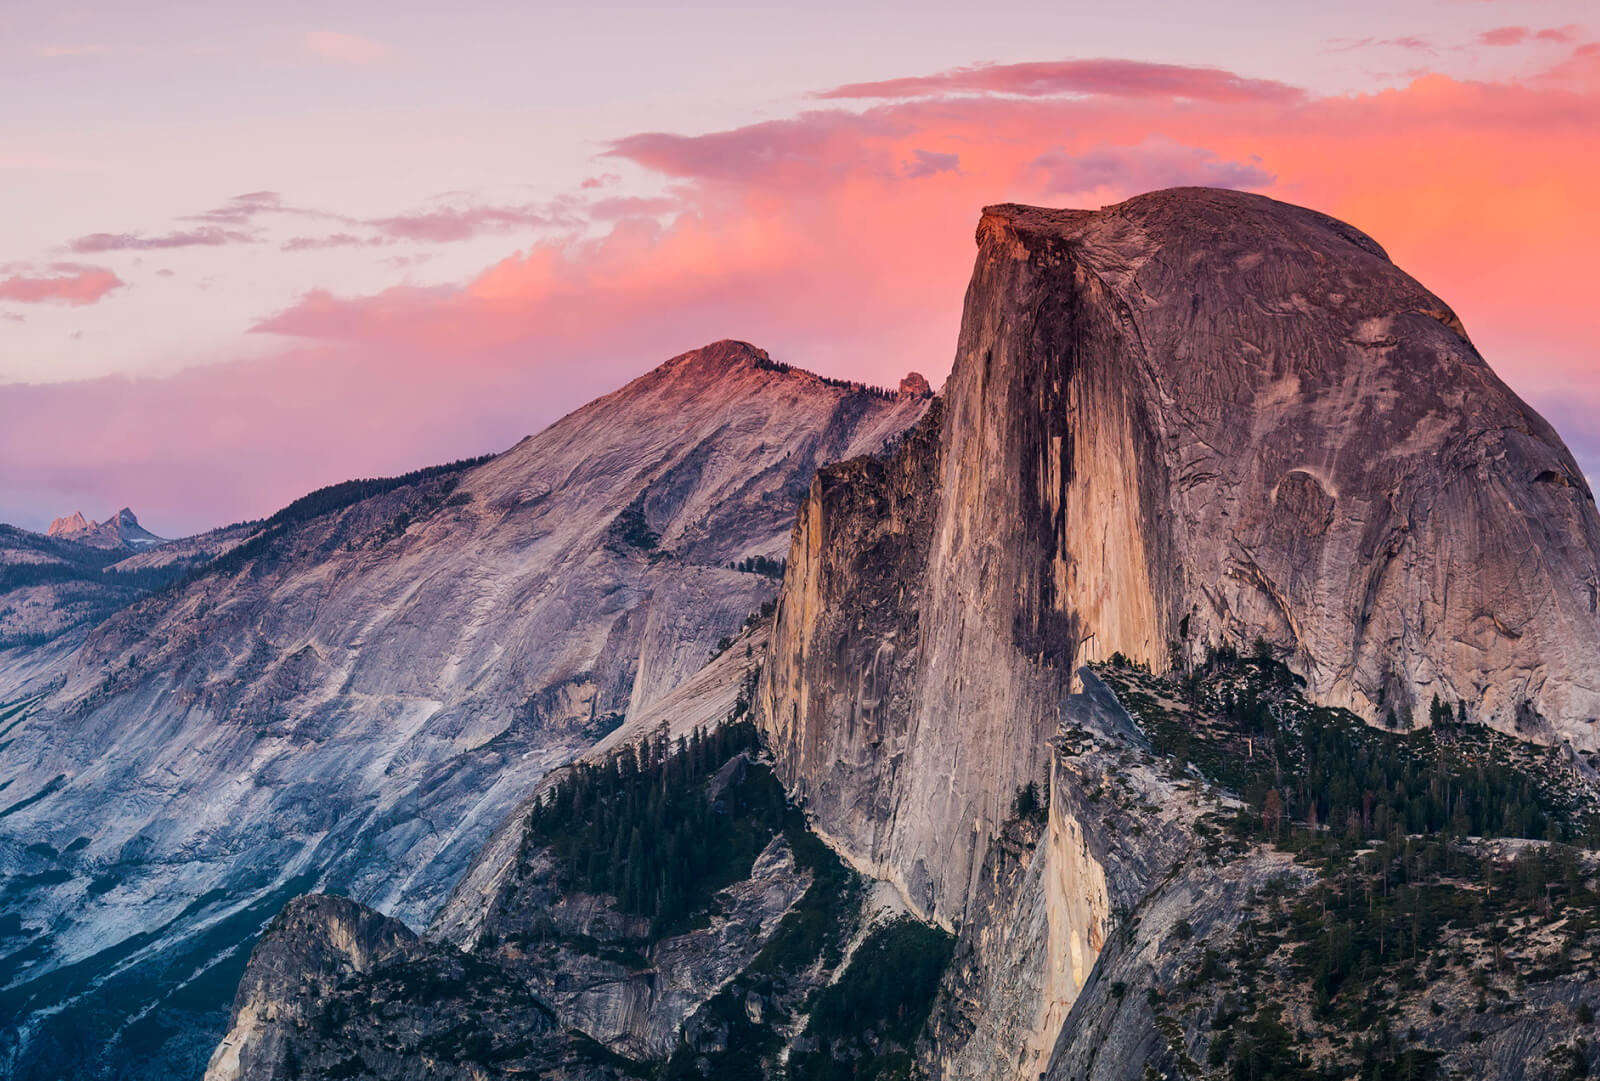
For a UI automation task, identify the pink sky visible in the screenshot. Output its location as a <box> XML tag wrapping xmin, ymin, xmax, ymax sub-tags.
<box><xmin>3</xmin><ymin>1</ymin><xmax>1597</xmax><ymax>535</ymax></box>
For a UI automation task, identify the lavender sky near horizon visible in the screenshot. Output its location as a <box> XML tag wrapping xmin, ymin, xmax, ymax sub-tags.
<box><xmin>3</xmin><ymin>0</ymin><xmax>1598</xmax><ymax>535</ymax></box>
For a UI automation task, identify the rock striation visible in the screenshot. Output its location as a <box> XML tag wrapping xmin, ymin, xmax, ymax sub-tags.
<box><xmin>759</xmin><ymin>186</ymin><xmax>1600</xmax><ymax>933</ymax></box>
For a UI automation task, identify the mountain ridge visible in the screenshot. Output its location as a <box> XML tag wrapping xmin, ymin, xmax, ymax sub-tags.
<box><xmin>0</xmin><ymin>338</ymin><xmax>929</xmax><ymax>1081</ymax></box>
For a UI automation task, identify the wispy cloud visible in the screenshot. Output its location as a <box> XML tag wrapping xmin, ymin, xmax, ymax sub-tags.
<box><xmin>817</xmin><ymin>58</ymin><xmax>1305</xmax><ymax>105</ymax></box>
<box><xmin>1029</xmin><ymin>136</ymin><xmax>1273</xmax><ymax>195</ymax></box>
<box><xmin>365</xmin><ymin>202</ymin><xmax>578</xmax><ymax>243</ymax></box>
<box><xmin>0</xmin><ymin>263</ymin><xmax>124</xmax><ymax>305</ymax></box>
<box><xmin>1481</xmin><ymin>26</ymin><xmax>1533</xmax><ymax>46</ymax></box>
<box><xmin>1327</xmin><ymin>35</ymin><xmax>1435</xmax><ymax>54</ymax></box>
<box><xmin>584</xmin><ymin>196</ymin><xmax>681</xmax><ymax>221</ymax></box>
<box><xmin>1478</xmin><ymin>26</ymin><xmax>1582</xmax><ymax>47</ymax></box>
<box><xmin>69</xmin><ymin>227</ymin><xmax>255</xmax><ymax>253</ymax></box>
<box><xmin>281</xmin><ymin>233</ymin><xmax>390</xmax><ymax>251</ymax></box>
<box><xmin>53</xmin><ymin>191</ymin><xmax>591</xmax><ymax>262</ymax></box>
<box><xmin>183</xmin><ymin>191</ymin><xmax>288</xmax><ymax>226</ymax></box>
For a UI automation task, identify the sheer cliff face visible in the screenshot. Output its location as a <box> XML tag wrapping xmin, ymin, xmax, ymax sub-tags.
<box><xmin>761</xmin><ymin>187</ymin><xmax>1600</xmax><ymax>924</ymax></box>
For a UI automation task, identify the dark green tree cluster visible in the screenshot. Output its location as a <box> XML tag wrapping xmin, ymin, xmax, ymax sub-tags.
<box><xmin>727</xmin><ymin>555</ymin><xmax>786</xmax><ymax>579</ymax></box>
<box><xmin>1275</xmin><ymin>712</ymin><xmax>1553</xmax><ymax>845</ymax></box>
<box><xmin>1149</xmin><ymin>644</ymin><xmax>1572</xmax><ymax>848</ymax></box>
<box><xmin>659</xmin><ymin>825</ymin><xmax>863</xmax><ymax>1081</ymax></box>
<box><xmin>609</xmin><ymin>492</ymin><xmax>661</xmax><ymax>551</ymax></box>
<box><xmin>524</xmin><ymin>721</ymin><xmax>787</xmax><ymax>936</ymax></box>
<box><xmin>1011</xmin><ymin>779</ymin><xmax>1048</xmax><ymax>823</ymax></box>
<box><xmin>1282</xmin><ymin>842</ymin><xmax>1600</xmax><ymax>1024</ymax></box>
<box><xmin>751</xmin><ymin>356</ymin><xmax>898</xmax><ymax>398</ymax></box>
<box><xmin>1191</xmin><ymin>839</ymin><xmax>1600</xmax><ymax>1081</ymax></box>
<box><xmin>788</xmin><ymin>916</ymin><xmax>956</xmax><ymax>1081</ymax></box>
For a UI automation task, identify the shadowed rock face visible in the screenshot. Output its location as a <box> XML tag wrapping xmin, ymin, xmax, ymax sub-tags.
<box><xmin>760</xmin><ymin>187</ymin><xmax>1600</xmax><ymax>926</ymax></box>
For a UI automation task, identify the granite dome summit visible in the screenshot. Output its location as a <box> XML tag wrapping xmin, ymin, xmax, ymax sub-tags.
<box><xmin>760</xmin><ymin>185</ymin><xmax>1600</xmax><ymax>926</ymax></box>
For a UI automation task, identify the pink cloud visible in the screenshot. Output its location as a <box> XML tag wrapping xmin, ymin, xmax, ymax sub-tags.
<box><xmin>1328</xmin><ymin>36</ymin><xmax>1434</xmax><ymax>53</ymax></box>
<box><xmin>817</xmin><ymin>58</ymin><xmax>1305</xmax><ymax>104</ymax></box>
<box><xmin>1475</xmin><ymin>25</ymin><xmax>1578</xmax><ymax>47</ymax></box>
<box><xmin>184</xmin><ymin>191</ymin><xmax>287</xmax><ymax>226</ymax></box>
<box><xmin>607</xmin><ymin>111</ymin><xmax>915</xmax><ymax>187</ymax></box>
<box><xmin>0</xmin><ymin>264</ymin><xmax>124</xmax><ymax>305</ymax></box>
<box><xmin>365</xmin><ymin>202</ymin><xmax>576</xmax><ymax>243</ymax></box>
<box><xmin>585</xmin><ymin>196</ymin><xmax>682</xmax><ymax>220</ymax></box>
<box><xmin>70</xmin><ymin>226</ymin><xmax>255</xmax><ymax>253</ymax></box>
<box><xmin>1479</xmin><ymin>26</ymin><xmax>1531</xmax><ymax>46</ymax></box>
<box><xmin>58</xmin><ymin>191</ymin><xmax>565</xmax><ymax>257</ymax></box>
<box><xmin>1030</xmin><ymin>136</ymin><xmax>1272</xmax><ymax>195</ymax></box>
<box><xmin>904</xmin><ymin>148</ymin><xmax>960</xmax><ymax>178</ymax></box>
<box><xmin>280</xmin><ymin>232</ymin><xmax>388</xmax><ymax>251</ymax></box>
<box><xmin>302</xmin><ymin>30</ymin><xmax>391</xmax><ymax>67</ymax></box>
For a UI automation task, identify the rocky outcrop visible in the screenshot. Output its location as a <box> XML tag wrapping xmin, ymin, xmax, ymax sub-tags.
<box><xmin>204</xmin><ymin>895</ymin><xmax>423</xmax><ymax>1081</ymax></box>
<box><xmin>917</xmin><ymin>671</ymin><xmax>1215</xmax><ymax>1080</ymax></box>
<box><xmin>759</xmin><ymin>188</ymin><xmax>1600</xmax><ymax>939</ymax></box>
<box><xmin>899</xmin><ymin>372</ymin><xmax>933</xmax><ymax>398</ymax></box>
<box><xmin>201</xmin><ymin>685</ymin><xmax>898</xmax><ymax>1081</ymax></box>
<box><xmin>758</xmin><ymin>399</ymin><xmax>948</xmax><ymax>919</ymax></box>
<box><xmin>45</xmin><ymin>512</ymin><xmax>91</xmax><ymax>540</ymax></box>
<box><xmin>0</xmin><ymin>341</ymin><xmax>928</xmax><ymax>1081</ymax></box>
<box><xmin>203</xmin><ymin>894</ymin><xmax>624</xmax><ymax>1081</ymax></box>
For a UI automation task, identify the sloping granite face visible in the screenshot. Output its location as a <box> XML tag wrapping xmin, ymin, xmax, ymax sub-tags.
<box><xmin>760</xmin><ymin>187</ymin><xmax>1600</xmax><ymax>929</ymax></box>
<box><xmin>0</xmin><ymin>340</ymin><xmax>929</xmax><ymax>1081</ymax></box>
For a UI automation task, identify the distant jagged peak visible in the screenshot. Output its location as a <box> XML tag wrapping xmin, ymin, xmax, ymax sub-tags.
<box><xmin>44</xmin><ymin>506</ymin><xmax>165</xmax><ymax>549</ymax></box>
<box><xmin>47</xmin><ymin>510</ymin><xmax>93</xmax><ymax>538</ymax></box>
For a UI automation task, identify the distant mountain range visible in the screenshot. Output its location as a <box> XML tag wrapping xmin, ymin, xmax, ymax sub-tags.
<box><xmin>46</xmin><ymin>508</ymin><xmax>166</xmax><ymax>551</ymax></box>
